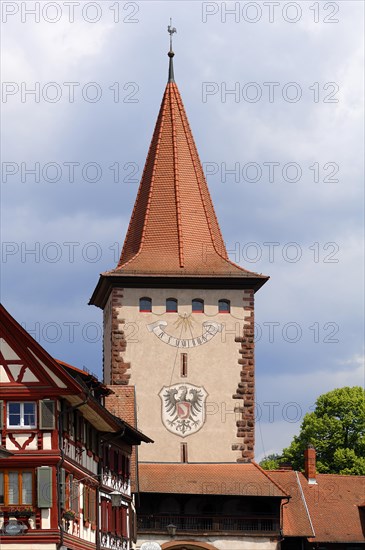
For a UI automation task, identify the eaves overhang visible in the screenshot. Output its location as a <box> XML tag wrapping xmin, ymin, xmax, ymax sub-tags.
<box><xmin>89</xmin><ymin>272</ymin><xmax>269</xmax><ymax>309</ymax></box>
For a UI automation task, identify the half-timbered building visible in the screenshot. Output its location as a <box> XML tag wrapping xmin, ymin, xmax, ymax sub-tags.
<box><xmin>0</xmin><ymin>304</ymin><xmax>151</xmax><ymax>550</ymax></box>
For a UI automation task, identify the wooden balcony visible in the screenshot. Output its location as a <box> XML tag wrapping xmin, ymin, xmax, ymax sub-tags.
<box><xmin>138</xmin><ymin>514</ymin><xmax>280</xmax><ymax>534</ymax></box>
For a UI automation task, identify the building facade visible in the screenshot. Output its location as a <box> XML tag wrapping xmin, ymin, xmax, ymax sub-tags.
<box><xmin>0</xmin><ymin>304</ymin><xmax>151</xmax><ymax>550</ymax></box>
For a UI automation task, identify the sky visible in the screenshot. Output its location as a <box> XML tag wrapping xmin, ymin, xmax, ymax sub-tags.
<box><xmin>1</xmin><ymin>0</ymin><xmax>364</xmax><ymax>460</ymax></box>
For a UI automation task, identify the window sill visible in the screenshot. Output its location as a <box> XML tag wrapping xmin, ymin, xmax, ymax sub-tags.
<box><xmin>7</xmin><ymin>426</ymin><xmax>36</xmax><ymax>430</ymax></box>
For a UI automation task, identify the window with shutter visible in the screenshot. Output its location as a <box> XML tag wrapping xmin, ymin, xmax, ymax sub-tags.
<box><xmin>39</xmin><ymin>400</ymin><xmax>55</xmax><ymax>429</ymax></box>
<box><xmin>108</xmin><ymin>500</ymin><xmax>114</xmax><ymax>533</ymax></box>
<box><xmin>89</xmin><ymin>488</ymin><xmax>96</xmax><ymax>526</ymax></box>
<box><xmin>103</xmin><ymin>444</ymin><xmax>109</xmax><ymax>469</ymax></box>
<box><xmin>118</xmin><ymin>452</ymin><xmax>123</xmax><ymax>475</ymax></box>
<box><xmin>91</xmin><ymin>429</ymin><xmax>98</xmax><ymax>455</ymax></box>
<box><xmin>71</xmin><ymin>480</ymin><xmax>79</xmax><ymax>513</ymax></box>
<box><xmin>1</xmin><ymin>470</ymin><xmax>33</xmax><ymax>505</ymax></box>
<box><xmin>83</xmin><ymin>485</ymin><xmax>89</xmax><ymax>521</ymax></box>
<box><xmin>115</xmin><ymin>506</ymin><xmax>121</xmax><ymax>536</ymax></box>
<box><xmin>85</xmin><ymin>422</ymin><xmax>91</xmax><ymax>450</ymax></box>
<box><xmin>74</xmin><ymin>411</ymin><xmax>80</xmax><ymax>441</ymax></box>
<box><xmin>37</xmin><ymin>466</ymin><xmax>52</xmax><ymax>508</ymax></box>
<box><xmin>121</xmin><ymin>506</ymin><xmax>128</xmax><ymax>538</ymax></box>
<box><xmin>110</xmin><ymin>447</ymin><xmax>115</xmax><ymax>472</ymax></box>
<box><xmin>101</xmin><ymin>498</ymin><xmax>108</xmax><ymax>532</ymax></box>
<box><xmin>67</xmin><ymin>474</ymin><xmax>73</xmax><ymax>509</ymax></box>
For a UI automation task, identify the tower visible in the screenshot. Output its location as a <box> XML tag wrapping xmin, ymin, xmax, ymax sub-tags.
<box><xmin>90</xmin><ymin>39</ymin><xmax>268</xmax><ymax>464</ymax></box>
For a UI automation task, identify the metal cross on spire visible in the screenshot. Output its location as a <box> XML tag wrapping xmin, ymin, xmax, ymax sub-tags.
<box><xmin>167</xmin><ymin>19</ymin><xmax>177</xmax><ymax>83</ymax></box>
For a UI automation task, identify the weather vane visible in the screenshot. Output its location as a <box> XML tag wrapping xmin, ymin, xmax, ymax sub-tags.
<box><xmin>167</xmin><ymin>18</ymin><xmax>177</xmax><ymax>52</ymax></box>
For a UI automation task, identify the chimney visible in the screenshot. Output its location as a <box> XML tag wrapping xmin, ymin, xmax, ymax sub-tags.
<box><xmin>304</xmin><ymin>445</ymin><xmax>317</xmax><ymax>484</ymax></box>
<box><xmin>278</xmin><ymin>462</ymin><xmax>293</xmax><ymax>471</ymax></box>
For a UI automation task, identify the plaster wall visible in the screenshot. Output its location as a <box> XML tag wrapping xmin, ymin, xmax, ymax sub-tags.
<box><xmin>104</xmin><ymin>287</ymin><xmax>253</xmax><ymax>463</ymax></box>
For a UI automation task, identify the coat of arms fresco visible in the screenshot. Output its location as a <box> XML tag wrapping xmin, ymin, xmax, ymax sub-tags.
<box><xmin>159</xmin><ymin>383</ymin><xmax>208</xmax><ymax>437</ymax></box>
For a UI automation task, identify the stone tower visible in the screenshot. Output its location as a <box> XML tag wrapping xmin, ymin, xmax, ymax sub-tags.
<box><xmin>90</xmin><ymin>46</ymin><xmax>268</xmax><ymax>464</ymax></box>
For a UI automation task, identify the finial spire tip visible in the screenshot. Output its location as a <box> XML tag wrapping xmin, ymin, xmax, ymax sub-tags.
<box><xmin>167</xmin><ymin>19</ymin><xmax>177</xmax><ymax>83</ymax></box>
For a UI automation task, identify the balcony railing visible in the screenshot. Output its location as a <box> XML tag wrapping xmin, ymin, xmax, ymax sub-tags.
<box><xmin>138</xmin><ymin>514</ymin><xmax>280</xmax><ymax>533</ymax></box>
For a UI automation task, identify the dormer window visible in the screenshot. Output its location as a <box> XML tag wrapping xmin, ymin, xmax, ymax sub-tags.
<box><xmin>218</xmin><ymin>299</ymin><xmax>230</xmax><ymax>313</ymax></box>
<box><xmin>166</xmin><ymin>298</ymin><xmax>178</xmax><ymax>313</ymax></box>
<box><xmin>192</xmin><ymin>298</ymin><xmax>204</xmax><ymax>313</ymax></box>
<box><xmin>139</xmin><ymin>297</ymin><xmax>152</xmax><ymax>312</ymax></box>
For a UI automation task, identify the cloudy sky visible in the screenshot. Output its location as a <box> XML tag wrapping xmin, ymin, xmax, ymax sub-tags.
<box><xmin>1</xmin><ymin>0</ymin><xmax>364</xmax><ymax>460</ymax></box>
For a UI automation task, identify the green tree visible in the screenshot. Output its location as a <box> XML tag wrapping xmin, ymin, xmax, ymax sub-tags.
<box><xmin>259</xmin><ymin>454</ymin><xmax>281</xmax><ymax>470</ymax></box>
<box><xmin>281</xmin><ymin>386</ymin><xmax>365</xmax><ymax>474</ymax></box>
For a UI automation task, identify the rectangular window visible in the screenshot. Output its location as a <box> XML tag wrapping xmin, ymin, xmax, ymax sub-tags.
<box><xmin>0</xmin><ymin>472</ymin><xmax>4</xmax><ymax>505</ymax></box>
<box><xmin>181</xmin><ymin>443</ymin><xmax>188</xmax><ymax>463</ymax></box>
<box><xmin>8</xmin><ymin>472</ymin><xmax>19</xmax><ymax>504</ymax></box>
<box><xmin>180</xmin><ymin>353</ymin><xmax>188</xmax><ymax>377</ymax></box>
<box><xmin>0</xmin><ymin>470</ymin><xmax>33</xmax><ymax>505</ymax></box>
<box><xmin>7</xmin><ymin>402</ymin><xmax>36</xmax><ymax>428</ymax></box>
<box><xmin>22</xmin><ymin>472</ymin><xmax>32</xmax><ymax>503</ymax></box>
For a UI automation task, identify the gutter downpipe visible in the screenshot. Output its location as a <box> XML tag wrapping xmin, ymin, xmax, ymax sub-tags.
<box><xmin>279</xmin><ymin>495</ymin><xmax>290</xmax><ymax>547</ymax></box>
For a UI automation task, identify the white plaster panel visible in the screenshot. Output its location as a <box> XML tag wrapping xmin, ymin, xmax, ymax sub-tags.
<box><xmin>6</xmin><ymin>433</ymin><xmax>37</xmax><ymax>450</ymax></box>
<box><xmin>0</xmin><ymin>365</ymin><xmax>10</xmax><ymax>382</ymax></box>
<box><xmin>43</xmin><ymin>432</ymin><xmax>52</xmax><ymax>449</ymax></box>
<box><xmin>0</xmin><ymin>338</ymin><xmax>20</xmax><ymax>359</ymax></box>
<box><xmin>27</xmin><ymin>348</ymin><xmax>66</xmax><ymax>388</ymax></box>
<box><xmin>7</xmin><ymin>364</ymin><xmax>22</xmax><ymax>379</ymax></box>
<box><xmin>22</xmin><ymin>368</ymin><xmax>39</xmax><ymax>382</ymax></box>
<box><xmin>41</xmin><ymin>508</ymin><xmax>51</xmax><ymax>528</ymax></box>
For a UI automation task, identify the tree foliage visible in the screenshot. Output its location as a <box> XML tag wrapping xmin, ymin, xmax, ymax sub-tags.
<box><xmin>259</xmin><ymin>454</ymin><xmax>281</xmax><ymax>470</ymax></box>
<box><xmin>280</xmin><ymin>386</ymin><xmax>365</xmax><ymax>474</ymax></box>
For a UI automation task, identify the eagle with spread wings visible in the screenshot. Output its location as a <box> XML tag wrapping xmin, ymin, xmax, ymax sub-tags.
<box><xmin>163</xmin><ymin>385</ymin><xmax>204</xmax><ymax>428</ymax></box>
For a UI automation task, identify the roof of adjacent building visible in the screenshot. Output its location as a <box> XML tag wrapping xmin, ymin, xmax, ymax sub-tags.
<box><xmin>269</xmin><ymin>469</ymin><xmax>365</xmax><ymax>542</ymax></box>
<box><xmin>138</xmin><ymin>462</ymin><xmax>288</xmax><ymax>497</ymax></box>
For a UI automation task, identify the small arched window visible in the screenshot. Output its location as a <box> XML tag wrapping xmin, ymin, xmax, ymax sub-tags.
<box><xmin>192</xmin><ymin>298</ymin><xmax>204</xmax><ymax>313</ymax></box>
<box><xmin>218</xmin><ymin>299</ymin><xmax>230</xmax><ymax>313</ymax></box>
<box><xmin>139</xmin><ymin>297</ymin><xmax>152</xmax><ymax>312</ymax></box>
<box><xmin>166</xmin><ymin>298</ymin><xmax>178</xmax><ymax>313</ymax></box>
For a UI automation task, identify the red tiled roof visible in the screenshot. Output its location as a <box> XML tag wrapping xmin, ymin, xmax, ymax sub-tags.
<box><xmin>110</xmin><ymin>76</ymin><xmax>267</xmax><ymax>280</ymax></box>
<box><xmin>302</xmin><ymin>473</ymin><xmax>365</xmax><ymax>543</ymax></box>
<box><xmin>138</xmin><ymin>462</ymin><xmax>288</xmax><ymax>497</ymax></box>
<box><xmin>269</xmin><ymin>470</ymin><xmax>314</xmax><ymax>537</ymax></box>
<box><xmin>269</xmin><ymin>470</ymin><xmax>365</xmax><ymax>542</ymax></box>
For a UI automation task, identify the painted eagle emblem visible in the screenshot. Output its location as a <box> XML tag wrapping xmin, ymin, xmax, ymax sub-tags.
<box><xmin>159</xmin><ymin>384</ymin><xmax>208</xmax><ymax>437</ymax></box>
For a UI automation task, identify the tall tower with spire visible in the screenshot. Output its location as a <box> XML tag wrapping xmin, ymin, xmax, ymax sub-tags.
<box><xmin>90</xmin><ymin>31</ymin><xmax>268</xmax><ymax>463</ymax></box>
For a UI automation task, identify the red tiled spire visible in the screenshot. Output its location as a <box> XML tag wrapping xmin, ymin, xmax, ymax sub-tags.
<box><xmin>111</xmin><ymin>53</ymin><xmax>266</xmax><ymax>280</ymax></box>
